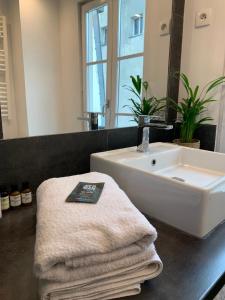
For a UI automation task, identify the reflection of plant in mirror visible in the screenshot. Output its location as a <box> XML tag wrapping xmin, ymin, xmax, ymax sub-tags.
<box><xmin>170</xmin><ymin>73</ymin><xmax>225</xmax><ymax>143</ymax></box>
<box><xmin>124</xmin><ymin>75</ymin><xmax>166</xmax><ymax>123</ymax></box>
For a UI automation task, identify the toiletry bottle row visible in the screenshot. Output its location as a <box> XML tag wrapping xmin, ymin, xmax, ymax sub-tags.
<box><xmin>0</xmin><ymin>182</ymin><xmax>32</xmax><ymax>212</ymax></box>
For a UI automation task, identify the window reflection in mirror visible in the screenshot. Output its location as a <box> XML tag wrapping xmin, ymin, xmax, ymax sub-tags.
<box><xmin>0</xmin><ymin>0</ymin><xmax>172</xmax><ymax>139</ymax></box>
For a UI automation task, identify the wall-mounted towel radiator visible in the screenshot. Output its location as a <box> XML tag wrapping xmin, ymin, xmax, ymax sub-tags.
<box><xmin>0</xmin><ymin>16</ymin><xmax>10</xmax><ymax>120</ymax></box>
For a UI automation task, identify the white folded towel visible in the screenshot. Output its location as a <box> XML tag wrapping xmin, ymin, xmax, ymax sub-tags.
<box><xmin>34</xmin><ymin>172</ymin><xmax>162</xmax><ymax>300</ymax></box>
<box><xmin>39</xmin><ymin>247</ymin><xmax>162</xmax><ymax>300</ymax></box>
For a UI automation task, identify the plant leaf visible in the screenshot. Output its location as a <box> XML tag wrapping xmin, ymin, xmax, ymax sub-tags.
<box><xmin>205</xmin><ymin>76</ymin><xmax>225</xmax><ymax>94</ymax></box>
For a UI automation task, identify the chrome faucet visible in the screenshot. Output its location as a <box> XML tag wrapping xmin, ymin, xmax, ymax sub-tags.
<box><xmin>137</xmin><ymin>115</ymin><xmax>173</xmax><ymax>152</ymax></box>
<box><xmin>78</xmin><ymin>112</ymin><xmax>99</xmax><ymax>130</ymax></box>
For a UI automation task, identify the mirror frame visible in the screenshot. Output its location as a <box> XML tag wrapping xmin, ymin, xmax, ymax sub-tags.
<box><xmin>166</xmin><ymin>0</ymin><xmax>185</xmax><ymax>123</ymax></box>
<box><xmin>0</xmin><ymin>0</ymin><xmax>185</xmax><ymax>140</ymax></box>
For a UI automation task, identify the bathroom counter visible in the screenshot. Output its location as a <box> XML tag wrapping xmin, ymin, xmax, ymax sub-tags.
<box><xmin>0</xmin><ymin>204</ymin><xmax>224</xmax><ymax>300</ymax></box>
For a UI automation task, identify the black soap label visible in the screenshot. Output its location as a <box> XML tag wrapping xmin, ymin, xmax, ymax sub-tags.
<box><xmin>66</xmin><ymin>182</ymin><xmax>105</xmax><ymax>204</ymax></box>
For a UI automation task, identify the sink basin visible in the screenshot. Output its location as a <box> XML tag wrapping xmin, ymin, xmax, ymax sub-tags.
<box><xmin>91</xmin><ymin>143</ymin><xmax>225</xmax><ymax>238</ymax></box>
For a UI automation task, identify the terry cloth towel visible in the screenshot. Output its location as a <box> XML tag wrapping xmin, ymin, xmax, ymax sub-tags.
<box><xmin>34</xmin><ymin>172</ymin><xmax>163</xmax><ymax>300</ymax></box>
<box><xmin>39</xmin><ymin>246</ymin><xmax>161</xmax><ymax>300</ymax></box>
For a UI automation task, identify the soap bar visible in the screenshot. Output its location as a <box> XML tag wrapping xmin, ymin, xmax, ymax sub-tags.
<box><xmin>66</xmin><ymin>182</ymin><xmax>104</xmax><ymax>204</ymax></box>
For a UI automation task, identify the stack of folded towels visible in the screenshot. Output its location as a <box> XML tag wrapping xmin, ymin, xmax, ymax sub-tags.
<box><xmin>34</xmin><ymin>172</ymin><xmax>163</xmax><ymax>300</ymax></box>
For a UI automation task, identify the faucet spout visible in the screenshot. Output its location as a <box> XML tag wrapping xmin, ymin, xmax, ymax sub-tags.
<box><xmin>137</xmin><ymin>127</ymin><xmax>149</xmax><ymax>152</ymax></box>
<box><xmin>137</xmin><ymin>115</ymin><xmax>173</xmax><ymax>152</ymax></box>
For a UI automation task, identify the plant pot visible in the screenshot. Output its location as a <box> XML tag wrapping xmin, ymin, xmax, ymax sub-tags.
<box><xmin>173</xmin><ymin>139</ymin><xmax>200</xmax><ymax>149</ymax></box>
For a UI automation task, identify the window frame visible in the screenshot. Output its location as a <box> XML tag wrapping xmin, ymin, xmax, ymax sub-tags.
<box><xmin>81</xmin><ymin>0</ymin><xmax>147</xmax><ymax>129</ymax></box>
<box><xmin>82</xmin><ymin>0</ymin><xmax>113</xmax><ymax>129</ymax></box>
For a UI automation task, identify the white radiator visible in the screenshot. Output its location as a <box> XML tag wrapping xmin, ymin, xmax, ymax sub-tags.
<box><xmin>0</xmin><ymin>16</ymin><xmax>10</xmax><ymax>120</ymax></box>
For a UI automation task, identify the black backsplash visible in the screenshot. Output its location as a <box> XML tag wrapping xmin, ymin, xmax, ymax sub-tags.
<box><xmin>0</xmin><ymin>125</ymin><xmax>216</xmax><ymax>191</ymax></box>
<box><xmin>173</xmin><ymin>123</ymin><xmax>217</xmax><ymax>151</ymax></box>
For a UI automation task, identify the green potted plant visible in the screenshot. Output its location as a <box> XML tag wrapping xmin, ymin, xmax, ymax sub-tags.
<box><xmin>125</xmin><ymin>75</ymin><xmax>166</xmax><ymax>123</ymax></box>
<box><xmin>170</xmin><ymin>73</ymin><xmax>225</xmax><ymax>148</ymax></box>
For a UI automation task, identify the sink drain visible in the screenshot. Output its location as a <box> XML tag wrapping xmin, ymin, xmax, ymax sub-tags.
<box><xmin>151</xmin><ymin>159</ymin><xmax>157</xmax><ymax>166</ymax></box>
<box><xmin>172</xmin><ymin>176</ymin><xmax>185</xmax><ymax>182</ymax></box>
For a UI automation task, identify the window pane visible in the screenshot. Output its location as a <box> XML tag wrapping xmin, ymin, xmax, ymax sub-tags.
<box><xmin>100</xmin><ymin>27</ymin><xmax>108</xmax><ymax>46</ymax></box>
<box><xmin>118</xmin><ymin>0</ymin><xmax>146</xmax><ymax>57</ymax></box>
<box><xmin>133</xmin><ymin>18</ymin><xmax>139</xmax><ymax>36</ymax></box>
<box><xmin>86</xmin><ymin>5</ymin><xmax>108</xmax><ymax>63</ymax></box>
<box><xmin>116</xmin><ymin>56</ymin><xmax>144</xmax><ymax>127</ymax></box>
<box><xmin>86</xmin><ymin>63</ymin><xmax>106</xmax><ymax>127</ymax></box>
<box><xmin>116</xmin><ymin>116</ymin><xmax>134</xmax><ymax>128</ymax></box>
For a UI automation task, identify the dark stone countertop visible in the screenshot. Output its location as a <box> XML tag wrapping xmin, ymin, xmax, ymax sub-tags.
<box><xmin>0</xmin><ymin>204</ymin><xmax>224</xmax><ymax>300</ymax></box>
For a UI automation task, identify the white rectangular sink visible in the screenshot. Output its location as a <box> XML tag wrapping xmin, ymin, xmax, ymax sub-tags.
<box><xmin>91</xmin><ymin>143</ymin><xmax>225</xmax><ymax>238</ymax></box>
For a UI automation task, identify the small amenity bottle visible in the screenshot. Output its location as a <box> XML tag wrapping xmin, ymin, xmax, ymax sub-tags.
<box><xmin>0</xmin><ymin>185</ymin><xmax>10</xmax><ymax>211</ymax></box>
<box><xmin>21</xmin><ymin>182</ymin><xmax>32</xmax><ymax>206</ymax></box>
<box><xmin>10</xmin><ymin>185</ymin><xmax>22</xmax><ymax>208</ymax></box>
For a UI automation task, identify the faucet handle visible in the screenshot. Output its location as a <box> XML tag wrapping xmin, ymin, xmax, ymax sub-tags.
<box><xmin>77</xmin><ymin>112</ymin><xmax>98</xmax><ymax>130</ymax></box>
<box><xmin>138</xmin><ymin>115</ymin><xmax>151</xmax><ymax>126</ymax></box>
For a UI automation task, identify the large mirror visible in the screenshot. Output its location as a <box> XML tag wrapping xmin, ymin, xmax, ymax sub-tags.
<box><xmin>0</xmin><ymin>0</ymin><xmax>178</xmax><ymax>139</ymax></box>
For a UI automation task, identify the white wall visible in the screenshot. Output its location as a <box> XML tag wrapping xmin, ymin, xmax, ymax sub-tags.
<box><xmin>144</xmin><ymin>0</ymin><xmax>172</xmax><ymax>98</ymax></box>
<box><xmin>180</xmin><ymin>0</ymin><xmax>225</xmax><ymax>125</ymax></box>
<box><xmin>59</xmin><ymin>0</ymin><xmax>83</xmax><ymax>133</ymax></box>
<box><xmin>18</xmin><ymin>0</ymin><xmax>83</xmax><ymax>136</ymax></box>
<box><xmin>19</xmin><ymin>0</ymin><xmax>63</xmax><ymax>136</ymax></box>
